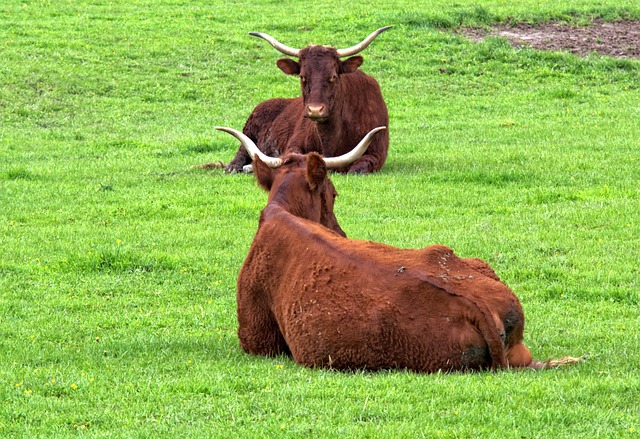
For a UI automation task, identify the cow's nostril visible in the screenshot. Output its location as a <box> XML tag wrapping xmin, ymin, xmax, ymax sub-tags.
<box><xmin>307</xmin><ymin>105</ymin><xmax>324</xmax><ymax>116</ymax></box>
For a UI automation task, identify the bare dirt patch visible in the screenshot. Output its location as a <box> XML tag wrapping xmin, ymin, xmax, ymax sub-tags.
<box><xmin>461</xmin><ymin>20</ymin><xmax>640</xmax><ymax>59</ymax></box>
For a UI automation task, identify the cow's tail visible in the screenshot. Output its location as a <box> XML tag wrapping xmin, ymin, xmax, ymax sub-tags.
<box><xmin>415</xmin><ymin>276</ymin><xmax>509</xmax><ymax>369</ymax></box>
<box><xmin>193</xmin><ymin>161</ymin><xmax>225</xmax><ymax>169</ymax></box>
<box><xmin>529</xmin><ymin>355</ymin><xmax>586</xmax><ymax>370</ymax></box>
<box><xmin>469</xmin><ymin>300</ymin><xmax>508</xmax><ymax>370</ymax></box>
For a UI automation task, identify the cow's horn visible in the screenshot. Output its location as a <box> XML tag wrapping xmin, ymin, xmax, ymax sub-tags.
<box><xmin>336</xmin><ymin>26</ymin><xmax>393</xmax><ymax>58</ymax></box>
<box><xmin>215</xmin><ymin>127</ymin><xmax>283</xmax><ymax>168</ymax></box>
<box><xmin>249</xmin><ymin>32</ymin><xmax>300</xmax><ymax>57</ymax></box>
<box><xmin>323</xmin><ymin>127</ymin><xmax>386</xmax><ymax>169</ymax></box>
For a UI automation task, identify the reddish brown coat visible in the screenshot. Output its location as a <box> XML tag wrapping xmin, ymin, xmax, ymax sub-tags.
<box><xmin>225</xmin><ymin>45</ymin><xmax>389</xmax><ymax>174</ymax></box>
<box><xmin>236</xmin><ymin>154</ymin><xmax>537</xmax><ymax>372</ymax></box>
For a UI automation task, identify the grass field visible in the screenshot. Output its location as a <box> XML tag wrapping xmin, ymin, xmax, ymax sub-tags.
<box><xmin>2</xmin><ymin>0</ymin><xmax>640</xmax><ymax>437</ymax></box>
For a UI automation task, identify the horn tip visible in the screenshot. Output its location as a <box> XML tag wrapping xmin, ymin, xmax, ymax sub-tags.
<box><xmin>215</xmin><ymin>126</ymin><xmax>239</xmax><ymax>136</ymax></box>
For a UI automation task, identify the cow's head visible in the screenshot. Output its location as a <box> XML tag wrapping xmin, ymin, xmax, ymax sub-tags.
<box><xmin>254</xmin><ymin>153</ymin><xmax>344</xmax><ymax>235</ymax></box>
<box><xmin>216</xmin><ymin>126</ymin><xmax>386</xmax><ymax>236</ymax></box>
<box><xmin>250</xmin><ymin>26</ymin><xmax>392</xmax><ymax>123</ymax></box>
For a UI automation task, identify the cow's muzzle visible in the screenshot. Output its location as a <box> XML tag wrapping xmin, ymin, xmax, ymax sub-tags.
<box><xmin>306</xmin><ymin>104</ymin><xmax>328</xmax><ymax>122</ymax></box>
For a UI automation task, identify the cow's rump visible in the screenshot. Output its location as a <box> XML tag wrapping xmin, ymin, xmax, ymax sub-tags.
<box><xmin>237</xmin><ymin>206</ymin><xmax>523</xmax><ymax>372</ymax></box>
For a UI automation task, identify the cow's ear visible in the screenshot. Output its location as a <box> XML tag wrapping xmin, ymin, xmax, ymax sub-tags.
<box><xmin>306</xmin><ymin>153</ymin><xmax>327</xmax><ymax>191</ymax></box>
<box><xmin>276</xmin><ymin>58</ymin><xmax>300</xmax><ymax>76</ymax></box>
<box><xmin>254</xmin><ymin>156</ymin><xmax>274</xmax><ymax>192</ymax></box>
<box><xmin>340</xmin><ymin>56</ymin><xmax>363</xmax><ymax>74</ymax></box>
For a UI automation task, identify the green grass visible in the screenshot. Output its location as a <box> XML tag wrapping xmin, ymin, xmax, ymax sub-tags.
<box><xmin>2</xmin><ymin>0</ymin><xmax>640</xmax><ymax>437</ymax></box>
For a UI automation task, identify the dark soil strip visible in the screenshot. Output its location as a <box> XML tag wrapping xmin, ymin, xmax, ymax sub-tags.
<box><xmin>460</xmin><ymin>20</ymin><xmax>640</xmax><ymax>58</ymax></box>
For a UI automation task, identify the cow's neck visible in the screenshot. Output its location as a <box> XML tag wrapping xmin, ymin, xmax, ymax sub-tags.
<box><xmin>263</xmin><ymin>198</ymin><xmax>317</xmax><ymax>226</ymax></box>
<box><xmin>258</xmin><ymin>204</ymin><xmax>318</xmax><ymax>244</ymax></box>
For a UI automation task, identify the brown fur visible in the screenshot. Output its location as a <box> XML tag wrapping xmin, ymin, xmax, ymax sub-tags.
<box><xmin>237</xmin><ymin>153</ymin><xmax>581</xmax><ymax>372</ymax></box>
<box><xmin>225</xmin><ymin>46</ymin><xmax>389</xmax><ymax>174</ymax></box>
<box><xmin>240</xmin><ymin>213</ymin><xmax>515</xmax><ymax>371</ymax></box>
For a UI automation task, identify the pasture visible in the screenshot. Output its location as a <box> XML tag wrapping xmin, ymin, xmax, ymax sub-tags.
<box><xmin>1</xmin><ymin>0</ymin><xmax>639</xmax><ymax>436</ymax></box>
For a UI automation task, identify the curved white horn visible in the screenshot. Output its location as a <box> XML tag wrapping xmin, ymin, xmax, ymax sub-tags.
<box><xmin>249</xmin><ymin>32</ymin><xmax>300</xmax><ymax>57</ymax></box>
<box><xmin>323</xmin><ymin>127</ymin><xmax>386</xmax><ymax>169</ymax></box>
<box><xmin>336</xmin><ymin>26</ymin><xmax>393</xmax><ymax>58</ymax></box>
<box><xmin>215</xmin><ymin>127</ymin><xmax>282</xmax><ymax>168</ymax></box>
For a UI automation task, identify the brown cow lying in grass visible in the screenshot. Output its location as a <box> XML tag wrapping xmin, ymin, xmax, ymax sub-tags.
<box><xmin>217</xmin><ymin>126</ymin><xmax>581</xmax><ymax>372</ymax></box>
<box><xmin>224</xmin><ymin>27</ymin><xmax>391</xmax><ymax>174</ymax></box>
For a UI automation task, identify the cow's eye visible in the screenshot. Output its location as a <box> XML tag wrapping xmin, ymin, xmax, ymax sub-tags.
<box><xmin>300</xmin><ymin>76</ymin><xmax>307</xmax><ymax>83</ymax></box>
<box><xmin>329</xmin><ymin>75</ymin><xmax>337</xmax><ymax>83</ymax></box>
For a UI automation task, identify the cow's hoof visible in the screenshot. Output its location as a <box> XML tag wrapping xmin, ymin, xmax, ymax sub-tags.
<box><xmin>224</xmin><ymin>164</ymin><xmax>241</xmax><ymax>174</ymax></box>
<box><xmin>347</xmin><ymin>166</ymin><xmax>371</xmax><ymax>175</ymax></box>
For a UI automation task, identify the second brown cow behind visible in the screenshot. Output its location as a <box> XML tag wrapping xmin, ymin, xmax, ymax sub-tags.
<box><xmin>224</xmin><ymin>27</ymin><xmax>391</xmax><ymax>174</ymax></box>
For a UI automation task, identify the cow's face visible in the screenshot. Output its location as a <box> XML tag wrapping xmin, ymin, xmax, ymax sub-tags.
<box><xmin>254</xmin><ymin>153</ymin><xmax>346</xmax><ymax>236</ymax></box>
<box><xmin>276</xmin><ymin>46</ymin><xmax>363</xmax><ymax>123</ymax></box>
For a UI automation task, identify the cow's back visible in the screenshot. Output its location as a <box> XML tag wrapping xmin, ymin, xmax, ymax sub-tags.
<box><xmin>243</xmin><ymin>97</ymin><xmax>298</xmax><ymax>157</ymax></box>
<box><xmin>237</xmin><ymin>207</ymin><xmax>519</xmax><ymax>372</ymax></box>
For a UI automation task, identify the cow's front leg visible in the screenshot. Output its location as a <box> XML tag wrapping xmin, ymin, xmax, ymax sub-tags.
<box><xmin>345</xmin><ymin>155</ymin><xmax>377</xmax><ymax>174</ymax></box>
<box><xmin>225</xmin><ymin>146</ymin><xmax>252</xmax><ymax>173</ymax></box>
<box><xmin>237</xmin><ymin>306</ymin><xmax>290</xmax><ymax>357</ymax></box>
<box><xmin>344</xmin><ymin>134</ymin><xmax>387</xmax><ymax>174</ymax></box>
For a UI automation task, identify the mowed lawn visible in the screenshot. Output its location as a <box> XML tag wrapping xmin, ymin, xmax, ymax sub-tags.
<box><xmin>1</xmin><ymin>0</ymin><xmax>639</xmax><ymax>437</ymax></box>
